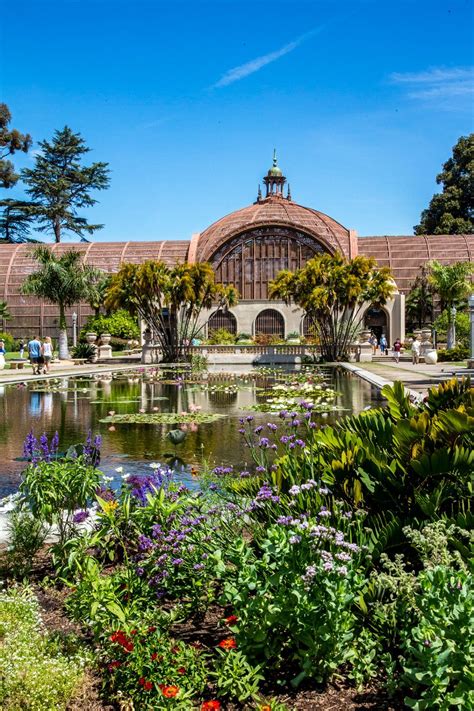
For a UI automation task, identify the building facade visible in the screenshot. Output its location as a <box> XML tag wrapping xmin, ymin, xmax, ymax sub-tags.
<box><xmin>0</xmin><ymin>154</ymin><xmax>473</xmax><ymax>344</ymax></box>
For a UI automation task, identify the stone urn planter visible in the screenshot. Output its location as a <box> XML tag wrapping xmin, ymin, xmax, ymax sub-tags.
<box><xmin>85</xmin><ymin>332</ymin><xmax>97</xmax><ymax>344</ymax></box>
<box><xmin>100</xmin><ymin>333</ymin><xmax>111</xmax><ymax>345</ymax></box>
<box><xmin>424</xmin><ymin>349</ymin><xmax>438</xmax><ymax>365</ymax></box>
<box><xmin>287</xmin><ymin>338</ymin><xmax>301</xmax><ymax>345</ymax></box>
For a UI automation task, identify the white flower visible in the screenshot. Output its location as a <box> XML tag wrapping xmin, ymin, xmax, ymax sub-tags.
<box><xmin>115</xmin><ymin>466</ymin><xmax>123</xmax><ymax>473</ymax></box>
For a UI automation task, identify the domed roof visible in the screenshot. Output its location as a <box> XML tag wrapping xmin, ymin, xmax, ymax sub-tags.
<box><xmin>191</xmin><ymin>195</ymin><xmax>354</xmax><ymax>263</ymax></box>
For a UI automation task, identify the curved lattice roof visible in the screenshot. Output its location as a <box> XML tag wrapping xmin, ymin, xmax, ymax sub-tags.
<box><xmin>191</xmin><ymin>195</ymin><xmax>354</xmax><ymax>263</ymax></box>
<box><xmin>358</xmin><ymin>234</ymin><xmax>474</xmax><ymax>293</ymax></box>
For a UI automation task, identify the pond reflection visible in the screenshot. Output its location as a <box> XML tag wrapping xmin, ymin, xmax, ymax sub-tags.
<box><xmin>0</xmin><ymin>367</ymin><xmax>380</xmax><ymax>496</ymax></box>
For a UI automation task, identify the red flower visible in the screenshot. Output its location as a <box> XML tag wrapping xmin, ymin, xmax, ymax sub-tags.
<box><xmin>177</xmin><ymin>666</ymin><xmax>186</xmax><ymax>675</ymax></box>
<box><xmin>138</xmin><ymin>677</ymin><xmax>146</xmax><ymax>686</ymax></box>
<box><xmin>171</xmin><ymin>645</ymin><xmax>180</xmax><ymax>654</ymax></box>
<box><xmin>108</xmin><ymin>660</ymin><xmax>121</xmax><ymax>671</ymax></box>
<box><xmin>148</xmin><ymin>625</ymin><xmax>157</xmax><ymax>633</ymax></box>
<box><xmin>130</xmin><ymin>629</ymin><xmax>138</xmax><ymax>635</ymax></box>
<box><xmin>144</xmin><ymin>681</ymin><xmax>153</xmax><ymax>691</ymax></box>
<box><xmin>201</xmin><ymin>702</ymin><xmax>222</xmax><ymax>711</ymax></box>
<box><xmin>218</xmin><ymin>638</ymin><xmax>237</xmax><ymax>650</ymax></box>
<box><xmin>224</xmin><ymin>615</ymin><xmax>238</xmax><ymax>625</ymax></box>
<box><xmin>110</xmin><ymin>631</ymin><xmax>134</xmax><ymax>652</ymax></box>
<box><xmin>159</xmin><ymin>684</ymin><xmax>180</xmax><ymax>698</ymax></box>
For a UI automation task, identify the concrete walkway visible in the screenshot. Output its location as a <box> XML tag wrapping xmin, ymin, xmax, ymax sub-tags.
<box><xmin>0</xmin><ymin>361</ymin><xmax>148</xmax><ymax>386</ymax></box>
<box><xmin>342</xmin><ymin>359</ymin><xmax>472</xmax><ymax>398</ymax></box>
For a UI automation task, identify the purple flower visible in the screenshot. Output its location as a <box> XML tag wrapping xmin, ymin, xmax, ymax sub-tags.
<box><xmin>295</xmin><ymin>439</ymin><xmax>305</xmax><ymax>447</ymax></box>
<box><xmin>267</xmin><ymin>423</ymin><xmax>278</xmax><ymax>431</ymax></box>
<box><xmin>246</xmin><ymin>415</ymin><xmax>254</xmax><ymax>422</ymax></box>
<box><xmin>276</xmin><ymin>515</ymin><xmax>293</xmax><ymax>525</ymax></box>
<box><xmin>23</xmin><ymin>430</ymin><xmax>38</xmax><ymax>461</ymax></box>
<box><xmin>72</xmin><ymin>510</ymin><xmax>89</xmax><ymax>524</ymax></box>
<box><xmin>238</xmin><ymin>428</ymin><xmax>246</xmax><ymax>434</ymax></box>
<box><xmin>280</xmin><ymin>435</ymin><xmax>290</xmax><ymax>445</ymax></box>
<box><xmin>50</xmin><ymin>431</ymin><xmax>59</xmax><ymax>455</ymax></box>
<box><xmin>136</xmin><ymin>567</ymin><xmax>145</xmax><ymax>577</ymax></box>
<box><xmin>256</xmin><ymin>466</ymin><xmax>266</xmax><ymax>473</ymax></box>
<box><xmin>279</xmin><ymin>410</ymin><xmax>288</xmax><ymax>419</ymax></box>
<box><xmin>291</xmin><ymin>419</ymin><xmax>301</xmax><ymax>427</ymax></box>
<box><xmin>254</xmin><ymin>426</ymin><xmax>263</xmax><ymax>434</ymax></box>
<box><xmin>289</xmin><ymin>535</ymin><xmax>302</xmax><ymax>544</ymax></box>
<box><xmin>138</xmin><ymin>535</ymin><xmax>153</xmax><ymax>552</ymax></box>
<box><xmin>193</xmin><ymin>563</ymin><xmax>205</xmax><ymax>570</ymax></box>
<box><xmin>258</xmin><ymin>437</ymin><xmax>270</xmax><ymax>448</ymax></box>
<box><xmin>209</xmin><ymin>483</ymin><xmax>218</xmax><ymax>491</ymax></box>
<box><xmin>239</xmin><ymin>470</ymin><xmax>250</xmax><ymax>478</ymax></box>
<box><xmin>172</xmin><ymin>558</ymin><xmax>184</xmax><ymax>566</ymax></box>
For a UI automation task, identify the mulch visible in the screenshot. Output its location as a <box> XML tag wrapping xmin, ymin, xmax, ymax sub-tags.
<box><xmin>24</xmin><ymin>573</ymin><xmax>403</xmax><ymax>711</ymax></box>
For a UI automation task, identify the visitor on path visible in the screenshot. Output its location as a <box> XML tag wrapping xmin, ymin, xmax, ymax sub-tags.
<box><xmin>42</xmin><ymin>336</ymin><xmax>53</xmax><ymax>373</ymax></box>
<box><xmin>27</xmin><ymin>336</ymin><xmax>42</xmax><ymax>375</ymax></box>
<box><xmin>0</xmin><ymin>340</ymin><xmax>5</xmax><ymax>370</ymax></box>
<box><xmin>369</xmin><ymin>333</ymin><xmax>378</xmax><ymax>355</ymax></box>
<box><xmin>411</xmin><ymin>336</ymin><xmax>421</xmax><ymax>365</ymax></box>
<box><xmin>380</xmin><ymin>334</ymin><xmax>388</xmax><ymax>355</ymax></box>
<box><xmin>19</xmin><ymin>339</ymin><xmax>25</xmax><ymax>359</ymax></box>
<box><xmin>393</xmin><ymin>338</ymin><xmax>402</xmax><ymax>363</ymax></box>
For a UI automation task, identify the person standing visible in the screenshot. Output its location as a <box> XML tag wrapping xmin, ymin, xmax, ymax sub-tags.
<box><xmin>19</xmin><ymin>339</ymin><xmax>25</xmax><ymax>359</ymax></box>
<box><xmin>393</xmin><ymin>338</ymin><xmax>402</xmax><ymax>363</ymax></box>
<box><xmin>411</xmin><ymin>336</ymin><xmax>421</xmax><ymax>365</ymax></box>
<box><xmin>27</xmin><ymin>335</ymin><xmax>42</xmax><ymax>375</ymax></box>
<box><xmin>0</xmin><ymin>340</ymin><xmax>6</xmax><ymax>371</ymax></box>
<box><xmin>42</xmin><ymin>336</ymin><xmax>53</xmax><ymax>373</ymax></box>
<box><xmin>380</xmin><ymin>333</ymin><xmax>388</xmax><ymax>355</ymax></box>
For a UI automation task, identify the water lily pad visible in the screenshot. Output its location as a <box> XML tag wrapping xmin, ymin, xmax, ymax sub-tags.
<box><xmin>99</xmin><ymin>412</ymin><xmax>226</xmax><ymax>425</ymax></box>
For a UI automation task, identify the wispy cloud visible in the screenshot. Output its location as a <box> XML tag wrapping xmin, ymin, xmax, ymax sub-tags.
<box><xmin>212</xmin><ymin>28</ymin><xmax>322</xmax><ymax>89</ymax></box>
<box><xmin>389</xmin><ymin>66</ymin><xmax>474</xmax><ymax>101</ymax></box>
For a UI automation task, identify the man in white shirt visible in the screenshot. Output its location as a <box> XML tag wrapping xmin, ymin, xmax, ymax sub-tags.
<box><xmin>411</xmin><ymin>336</ymin><xmax>421</xmax><ymax>365</ymax></box>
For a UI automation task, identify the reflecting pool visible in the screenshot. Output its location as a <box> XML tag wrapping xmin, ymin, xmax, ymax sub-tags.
<box><xmin>0</xmin><ymin>366</ymin><xmax>382</xmax><ymax>496</ymax></box>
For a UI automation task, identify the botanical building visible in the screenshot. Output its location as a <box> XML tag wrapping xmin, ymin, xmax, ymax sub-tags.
<box><xmin>1</xmin><ymin>154</ymin><xmax>473</xmax><ymax>344</ymax></box>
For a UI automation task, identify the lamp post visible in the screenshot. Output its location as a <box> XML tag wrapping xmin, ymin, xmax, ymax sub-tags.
<box><xmin>72</xmin><ymin>312</ymin><xmax>78</xmax><ymax>348</ymax></box>
<box><xmin>468</xmin><ymin>294</ymin><xmax>474</xmax><ymax>368</ymax></box>
<box><xmin>448</xmin><ymin>305</ymin><xmax>457</xmax><ymax>350</ymax></box>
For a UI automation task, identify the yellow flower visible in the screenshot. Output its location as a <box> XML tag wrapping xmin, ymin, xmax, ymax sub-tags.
<box><xmin>102</xmin><ymin>499</ymin><xmax>119</xmax><ymax>514</ymax></box>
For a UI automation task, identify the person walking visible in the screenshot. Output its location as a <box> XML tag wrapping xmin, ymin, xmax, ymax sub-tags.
<box><xmin>380</xmin><ymin>333</ymin><xmax>388</xmax><ymax>355</ymax></box>
<box><xmin>27</xmin><ymin>335</ymin><xmax>42</xmax><ymax>375</ymax></box>
<box><xmin>393</xmin><ymin>338</ymin><xmax>402</xmax><ymax>363</ymax></box>
<box><xmin>19</xmin><ymin>339</ymin><xmax>25</xmax><ymax>359</ymax></box>
<box><xmin>0</xmin><ymin>340</ymin><xmax>5</xmax><ymax>371</ymax></box>
<box><xmin>42</xmin><ymin>336</ymin><xmax>53</xmax><ymax>373</ymax></box>
<box><xmin>411</xmin><ymin>335</ymin><xmax>421</xmax><ymax>365</ymax></box>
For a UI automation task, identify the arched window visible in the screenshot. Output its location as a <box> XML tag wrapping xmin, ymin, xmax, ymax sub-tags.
<box><xmin>255</xmin><ymin>309</ymin><xmax>285</xmax><ymax>338</ymax></box>
<box><xmin>208</xmin><ymin>310</ymin><xmax>237</xmax><ymax>335</ymax></box>
<box><xmin>364</xmin><ymin>307</ymin><xmax>389</xmax><ymax>344</ymax></box>
<box><xmin>211</xmin><ymin>227</ymin><xmax>327</xmax><ymax>300</ymax></box>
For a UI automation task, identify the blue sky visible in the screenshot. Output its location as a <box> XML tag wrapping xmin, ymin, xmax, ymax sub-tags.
<box><xmin>1</xmin><ymin>0</ymin><xmax>473</xmax><ymax>241</ymax></box>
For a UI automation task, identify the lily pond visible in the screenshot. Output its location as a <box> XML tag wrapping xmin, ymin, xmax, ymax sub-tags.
<box><xmin>0</xmin><ymin>365</ymin><xmax>380</xmax><ymax>496</ymax></box>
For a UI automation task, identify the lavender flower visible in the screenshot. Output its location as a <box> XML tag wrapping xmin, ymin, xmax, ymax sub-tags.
<box><xmin>289</xmin><ymin>535</ymin><xmax>302</xmax><ymax>544</ymax></box>
<box><xmin>72</xmin><ymin>510</ymin><xmax>89</xmax><ymax>524</ymax></box>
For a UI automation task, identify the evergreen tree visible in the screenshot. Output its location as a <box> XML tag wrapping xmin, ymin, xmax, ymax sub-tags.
<box><xmin>0</xmin><ymin>199</ymin><xmax>37</xmax><ymax>243</ymax></box>
<box><xmin>405</xmin><ymin>266</ymin><xmax>434</xmax><ymax>329</ymax></box>
<box><xmin>415</xmin><ymin>134</ymin><xmax>474</xmax><ymax>235</ymax></box>
<box><xmin>21</xmin><ymin>126</ymin><xmax>110</xmax><ymax>243</ymax></box>
<box><xmin>0</xmin><ymin>104</ymin><xmax>32</xmax><ymax>189</ymax></box>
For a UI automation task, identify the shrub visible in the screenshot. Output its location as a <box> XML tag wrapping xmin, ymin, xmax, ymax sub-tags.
<box><xmin>71</xmin><ymin>342</ymin><xmax>96</xmax><ymax>362</ymax></box>
<box><xmin>437</xmin><ymin>345</ymin><xmax>469</xmax><ymax>361</ymax></box>
<box><xmin>236</xmin><ymin>332</ymin><xmax>252</xmax><ymax>341</ymax></box>
<box><xmin>80</xmin><ymin>309</ymin><xmax>140</xmax><ymax>342</ymax></box>
<box><xmin>286</xmin><ymin>331</ymin><xmax>300</xmax><ymax>340</ymax></box>
<box><xmin>0</xmin><ymin>586</ymin><xmax>87</xmax><ymax>710</ymax></box>
<box><xmin>0</xmin><ymin>331</ymin><xmax>15</xmax><ymax>351</ymax></box>
<box><xmin>5</xmin><ymin>509</ymin><xmax>48</xmax><ymax>577</ymax></box>
<box><xmin>207</xmin><ymin>328</ymin><xmax>236</xmax><ymax>345</ymax></box>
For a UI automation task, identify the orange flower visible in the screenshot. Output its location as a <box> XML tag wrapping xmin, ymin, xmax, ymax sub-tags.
<box><xmin>218</xmin><ymin>637</ymin><xmax>237</xmax><ymax>649</ymax></box>
<box><xmin>159</xmin><ymin>685</ymin><xmax>180</xmax><ymax>698</ymax></box>
<box><xmin>260</xmin><ymin>706</ymin><xmax>272</xmax><ymax>711</ymax></box>
<box><xmin>224</xmin><ymin>615</ymin><xmax>238</xmax><ymax>625</ymax></box>
<box><xmin>201</xmin><ymin>702</ymin><xmax>221</xmax><ymax>710</ymax></box>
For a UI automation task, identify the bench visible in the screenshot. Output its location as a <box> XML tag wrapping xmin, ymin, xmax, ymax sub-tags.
<box><xmin>9</xmin><ymin>360</ymin><xmax>26</xmax><ymax>370</ymax></box>
<box><xmin>72</xmin><ymin>358</ymin><xmax>88</xmax><ymax>366</ymax></box>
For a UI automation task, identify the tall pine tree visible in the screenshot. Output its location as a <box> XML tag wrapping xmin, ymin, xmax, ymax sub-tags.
<box><xmin>22</xmin><ymin>126</ymin><xmax>110</xmax><ymax>242</ymax></box>
<box><xmin>0</xmin><ymin>104</ymin><xmax>32</xmax><ymax>189</ymax></box>
<box><xmin>415</xmin><ymin>134</ymin><xmax>474</xmax><ymax>235</ymax></box>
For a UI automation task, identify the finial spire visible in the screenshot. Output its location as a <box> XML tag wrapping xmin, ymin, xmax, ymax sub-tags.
<box><xmin>273</xmin><ymin>148</ymin><xmax>278</xmax><ymax>167</ymax></box>
<box><xmin>287</xmin><ymin>183</ymin><xmax>291</xmax><ymax>201</ymax></box>
<box><xmin>257</xmin><ymin>184</ymin><xmax>262</xmax><ymax>202</ymax></box>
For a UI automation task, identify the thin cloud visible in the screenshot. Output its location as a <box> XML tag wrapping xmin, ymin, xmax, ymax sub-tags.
<box><xmin>390</xmin><ymin>67</ymin><xmax>473</xmax><ymax>84</ymax></box>
<box><xmin>212</xmin><ymin>28</ymin><xmax>322</xmax><ymax>89</ymax></box>
<box><xmin>389</xmin><ymin>66</ymin><xmax>474</xmax><ymax>103</ymax></box>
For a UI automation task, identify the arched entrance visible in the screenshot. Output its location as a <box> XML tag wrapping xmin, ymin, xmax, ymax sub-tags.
<box><xmin>364</xmin><ymin>307</ymin><xmax>389</xmax><ymax>344</ymax></box>
<box><xmin>254</xmin><ymin>309</ymin><xmax>285</xmax><ymax>338</ymax></box>
<box><xmin>208</xmin><ymin>310</ymin><xmax>237</xmax><ymax>335</ymax></box>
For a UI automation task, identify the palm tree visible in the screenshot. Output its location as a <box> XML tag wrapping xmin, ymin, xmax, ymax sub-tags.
<box><xmin>22</xmin><ymin>247</ymin><xmax>100</xmax><ymax>359</ymax></box>
<box><xmin>87</xmin><ymin>272</ymin><xmax>111</xmax><ymax>316</ymax></box>
<box><xmin>428</xmin><ymin>260</ymin><xmax>474</xmax><ymax>348</ymax></box>
<box><xmin>0</xmin><ymin>300</ymin><xmax>10</xmax><ymax>331</ymax></box>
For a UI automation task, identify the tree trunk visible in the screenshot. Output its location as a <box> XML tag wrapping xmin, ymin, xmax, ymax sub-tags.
<box><xmin>58</xmin><ymin>303</ymin><xmax>69</xmax><ymax>359</ymax></box>
<box><xmin>447</xmin><ymin>321</ymin><xmax>455</xmax><ymax>350</ymax></box>
<box><xmin>54</xmin><ymin>219</ymin><xmax>61</xmax><ymax>243</ymax></box>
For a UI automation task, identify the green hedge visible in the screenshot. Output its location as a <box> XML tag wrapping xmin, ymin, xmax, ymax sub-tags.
<box><xmin>80</xmin><ymin>310</ymin><xmax>140</xmax><ymax>342</ymax></box>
